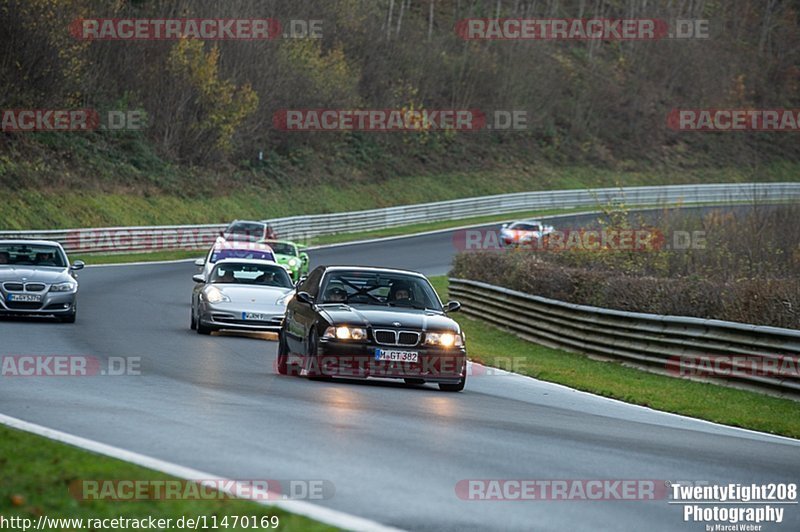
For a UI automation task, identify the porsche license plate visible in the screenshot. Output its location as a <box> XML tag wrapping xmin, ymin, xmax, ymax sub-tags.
<box><xmin>7</xmin><ymin>293</ymin><xmax>42</xmax><ymax>302</ymax></box>
<box><xmin>242</xmin><ymin>312</ymin><xmax>269</xmax><ymax>321</ymax></box>
<box><xmin>375</xmin><ymin>349</ymin><xmax>419</xmax><ymax>363</ymax></box>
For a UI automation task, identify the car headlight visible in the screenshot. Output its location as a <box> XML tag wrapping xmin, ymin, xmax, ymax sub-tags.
<box><xmin>288</xmin><ymin>258</ymin><xmax>298</xmax><ymax>268</ymax></box>
<box><xmin>424</xmin><ymin>332</ymin><xmax>463</xmax><ymax>347</ymax></box>
<box><xmin>205</xmin><ymin>286</ymin><xmax>230</xmax><ymax>303</ymax></box>
<box><xmin>323</xmin><ymin>326</ymin><xmax>367</xmax><ymax>341</ymax></box>
<box><xmin>49</xmin><ymin>281</ymin><xmax>77</xmax><ymax>293</ymax></box>
<box><xmin>276</xmin><ymin>292</ymin><xmax>294</xmax><ymax>306</ymax></box>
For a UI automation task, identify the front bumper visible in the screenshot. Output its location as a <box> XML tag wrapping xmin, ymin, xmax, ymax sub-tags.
<box><xmin>307</xmin><ymin>339</ymin><xmax>466</xmax><ymax>383</ymax></box>
<box><xmin>198</xmin><ymin>301</ymin><xmax>285</xmax><ymax>331</ymax></box>
<box><xmin>0</xmin><ymin>290</ymin><xmax>77</xmax><ymax>317</ymax></box>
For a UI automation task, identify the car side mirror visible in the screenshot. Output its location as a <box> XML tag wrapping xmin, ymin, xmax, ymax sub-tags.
<box><xmin>444</xmin><ymin>300</ymin><xmax>461</xmax><ymax>313</ymax></box>
<box><xmin>192</xmin><ymin>274</ymin><xmax>205</xmax><ymax>283</ymax></box>
<box><xmin>70</xmin><ymin>260</ymin><xmax>85</xmax><ymax>271</ymax></box>
<box><xmin>194</xmin><ymin>258</ymin><xmax>205</xmax><ymax>267</ymax></box>
<box><xmin>300</xmin><ymin>253</ymin><xmax>309</xmax><ymax>264</ymax></box>
<box><xmin>296</xmin><ymin>291</ymin><xmax>315</xmax><ymax>305</ymax></box>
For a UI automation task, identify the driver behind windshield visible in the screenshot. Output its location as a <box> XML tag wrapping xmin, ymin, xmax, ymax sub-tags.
<box><xmin>0</xmin><ymin>252</ymin><xmax>8</xmax><ymax>264</ymax></box>
<box><xmin>388</xmin><ymin>281</ymin><xmax>414</xmax><ymax>304</ymax></box>
<box><xmin>214</xmin><ymin>269</ymin><xmax>236</xmax><ymax>283</ymax></box>
<box><xmin>323</xmin><ymin>286</ymin><xmax>348</xmax><ymax>303</ymax></box>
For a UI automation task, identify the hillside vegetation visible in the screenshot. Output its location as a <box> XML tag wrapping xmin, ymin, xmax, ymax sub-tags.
<box><xmin>1</xmin><ymin>1</ymin><xmax>798</xmax><ymax>228</ymax></box>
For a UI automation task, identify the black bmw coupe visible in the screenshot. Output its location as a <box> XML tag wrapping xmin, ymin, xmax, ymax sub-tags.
<box><xmin>277</xmin><ymin>266</ymin><xmax>467</xmax><ymax>391</ymax></box>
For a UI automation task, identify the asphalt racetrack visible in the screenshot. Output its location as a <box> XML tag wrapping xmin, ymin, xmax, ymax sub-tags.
<box><xmin>1</xmin><ymin>210</ymin><xmax>798</xmax><ymax>531</ymax></box>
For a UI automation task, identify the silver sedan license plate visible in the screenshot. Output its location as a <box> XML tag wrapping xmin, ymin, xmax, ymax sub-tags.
<box><xmin>8</xmin><ymin>293</ymin><xmax>42</xmax><ymax>302</ymax></box>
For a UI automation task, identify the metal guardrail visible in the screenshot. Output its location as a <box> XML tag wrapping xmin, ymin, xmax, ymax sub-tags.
<box><xmin>449</xmin><ymin>278</ymin><xmax>800</xmax><ymax>397</ymax></box>
<box><xmin>1</xmin><ymin>182</ymin><xmax>799</xmax><ymax>254</ymax></box>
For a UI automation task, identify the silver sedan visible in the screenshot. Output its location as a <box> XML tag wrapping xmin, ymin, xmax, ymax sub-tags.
<box><xmin>0</xmin><ymin>240</ymin><xmax>84</xmax><ymax>323</ymax></box>
<box><xmin>191</xmin><ymin>258</ymin><xmax>294</xmax><ymax>334</ymax></box>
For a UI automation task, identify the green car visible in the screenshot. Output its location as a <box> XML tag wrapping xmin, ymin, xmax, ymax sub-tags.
<box><xmin>260</xmin><ymin>240</ymin><xmax>309</xmax><ymax>281</ymax></box>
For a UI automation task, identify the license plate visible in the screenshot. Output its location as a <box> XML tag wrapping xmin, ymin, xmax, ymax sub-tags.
<box><xmin>375</xmin><ymin>349</ymin><xmax>419</xmax><ymax>363</ymax></box>
<box><xmin>7</xmin><ymin>293</ymin><xmax>42</xmax><ymax>302</ymax></box>
<box><xmin>242</xmin><ymin>312</ymin><xmax>270</xmax><ymax>321</ymax></box>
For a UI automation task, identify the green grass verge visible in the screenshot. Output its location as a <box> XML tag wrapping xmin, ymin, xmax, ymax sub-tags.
<box><xmin>72</xmin><ymin>249</ymin><xmax>203</xmax><ymax>265</ymax></box>
<box><xmin>429</xmin><ymin>276</ymin><xmax>800</xmax><ymax>439</ymax></box>
<box><xmin>3</xmin><ymin>161</ymin><xmax>798</xmax><ymax>230</ymax></box>
<box><xmin>0</xmin><ymin>424</ymin><xmax>336</xmax><ymax>531</ymax></box>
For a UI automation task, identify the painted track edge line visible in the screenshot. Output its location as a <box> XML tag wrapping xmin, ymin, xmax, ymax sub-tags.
<box><xmin>0</xmin><ymin>413</ymin><xmax>405</xmax><ymax>532</ymax></box>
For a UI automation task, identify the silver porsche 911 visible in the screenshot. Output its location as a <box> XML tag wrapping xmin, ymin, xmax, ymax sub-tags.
<box><xmin>191</xmin><ymin>258</ymin><xmax>294</xmax><ymax>334</ymax></box>
<box><xmin>0</xmin><ymin>240</ymin><xmax>85</xmax><ymax>323</ymax></box>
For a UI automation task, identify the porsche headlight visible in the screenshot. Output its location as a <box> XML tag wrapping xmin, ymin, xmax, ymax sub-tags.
<box><xmin>276</xmin><ymin>292</ymin><xmax>294</xmax><ymax>306</ymax></box>
<box><xmin>288</xmin><ymin>258</ymin><xmax>298</xmax><ymax>268</ymax></box>
<box><xmin>324</xmin><ymin>326</ymin><xmax>367</xmax><ymax>341</ymax></box>
<box><xmin>425</xmin><ymin>332</ymin><xmax>462</xmax><ymax>348</ymax></box>
<box><xmin>205</xmin><ymin>286</ymin><xmax>230</xmax><ymax>303</ymax></box>
<box><xmin>49</xmin><ymin>281</ymin><xmax>77</xmax><ymax>293</ymax></box>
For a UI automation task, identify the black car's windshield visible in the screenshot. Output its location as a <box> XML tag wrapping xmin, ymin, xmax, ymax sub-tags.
<box><xmin>319</xmin><ymin>270</ymin><xmax>442</xmax><ymax>310</ymax></box>
<box><xmin>0</xmin><ymin>243</ymin><xmax>67</xmax><ymax>268</ymax></box>
<box><xmin>266</xmin><ymin>242</ymin><xmax>296</xmax><ymax>256</ymax></box>
<box><xmin>210</xmin><ymin>262</ymin><xmax>292</xmax><ymax>288</ymax></box>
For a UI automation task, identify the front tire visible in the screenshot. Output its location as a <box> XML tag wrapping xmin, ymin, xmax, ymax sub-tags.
<box><xmin>59</xmin><ymin>311</ymin><xmax>76</xmax><ymax>324</ymax></box>
<box><xmin>190</xmin><ymin>308</ymin><xmax>197</xmax><ymax>330</ymax></box>
<box><xmin>439</xmin><ymin>375</ymin><xmax>466</xmax><ymax>392</ymax></box>
<box><xmin>277</xmin><ymin>330</ymin><xmax>289</xmax><ymax>375</ymax></box>
<box><xmin>196</xmin><ymin>319</ymin><xmax>212</xmax><ymax>335</ymax></box>
<box><xmin>304</xmin><ymin>329</ymin><xmax>329</xmax><ymax>380</ymax></box>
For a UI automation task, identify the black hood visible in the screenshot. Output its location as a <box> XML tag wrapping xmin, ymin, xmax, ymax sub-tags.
<box><xmin>318</xmin><ymin>304</ymin><xmax>460</xmax><ymax>333</ymax></box>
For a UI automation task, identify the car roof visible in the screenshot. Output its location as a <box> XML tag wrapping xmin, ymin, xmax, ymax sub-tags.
<box><xmin>228</xmin><ymin>220</ymin><xmax>267</xmax><ymax>227</ymax></box>
<box><xmin>212</xmin><ymin>240</ymin><xmax>274</xmax><ymax>251</ymax></box>
<box><xmin>212</xmin><ymin>258</ymin><xmax>281</xmax><ymax>267</ymax></box>
<box><xmin>320</xmin><ymin>265</ymin><xmax>428</xmax><ymax>279</ymax></box>
<box><xmin>0</xmin><ymin>239</ymin><xmax>66</xmax><ymax>248</ymax></box>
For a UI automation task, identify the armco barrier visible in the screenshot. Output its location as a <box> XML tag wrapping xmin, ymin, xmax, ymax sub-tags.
<box><xmin>448</xmin><ymin>278</ymin><xmax>800</xmax><ymax>397</ymax></box>
<box><xmin>1</xmin><ymin>182</ymin><xmax>798</xmax><ymax>254</ymax></box>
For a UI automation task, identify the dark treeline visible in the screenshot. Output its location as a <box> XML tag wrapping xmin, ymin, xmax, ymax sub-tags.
<box><xmin>1</xmin><ymin>0</ymin><xmax>798</xmax><ymax>183</ymax></box>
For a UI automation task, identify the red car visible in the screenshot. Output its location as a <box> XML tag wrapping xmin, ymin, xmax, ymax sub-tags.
<box><xmin>221</xmin><ymin>220</ymin><xmax>278</xmax><ymax>243</ymax></box>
